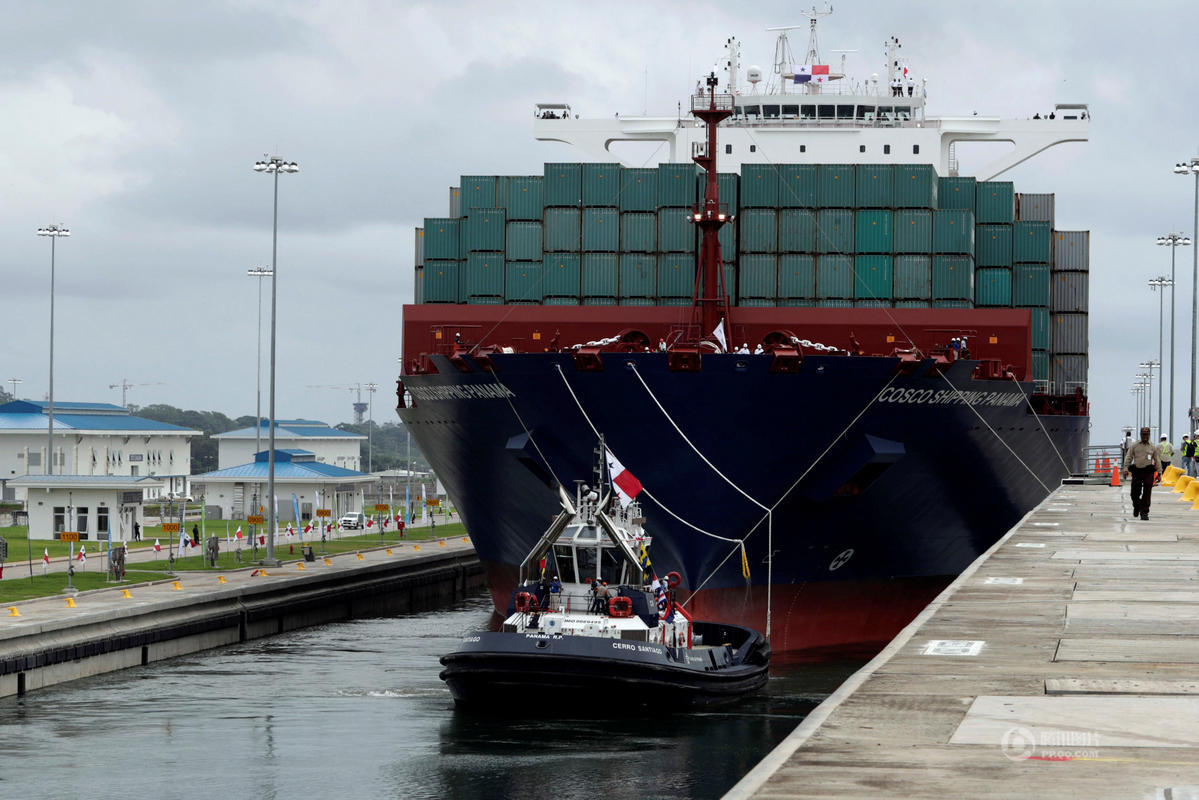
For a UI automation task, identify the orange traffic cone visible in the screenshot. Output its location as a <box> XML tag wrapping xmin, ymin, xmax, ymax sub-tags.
<box><xmin>1095</xmin><ymin>457</ymin><xmax>1102</xmax><ymax>472</ymax></box>
<box><xmin>1111</xmin><ymin>466</ymin><xmax>1121</xmax><ymax>487</ymax></box>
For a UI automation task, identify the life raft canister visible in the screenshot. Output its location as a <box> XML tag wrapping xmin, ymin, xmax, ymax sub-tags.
<box><xmin>515</xmin><ymin>591</ymin><xmax>535</xmax><ymax>612</ymax></box>
<box><xmin>608</xmin><ymin>596</ymin><xmax>634</xmax><ymax>618</ymax></box>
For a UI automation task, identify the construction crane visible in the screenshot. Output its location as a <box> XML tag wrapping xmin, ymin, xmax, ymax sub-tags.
<box><xmin>109</xmin><ymin>379</ymin><xmax>164</xmax><ymax>408</ymax></box>
<box><xmin>306</xmin><ymin>382</ymin><xmax>373</xmax><ymax>423</ymax></box>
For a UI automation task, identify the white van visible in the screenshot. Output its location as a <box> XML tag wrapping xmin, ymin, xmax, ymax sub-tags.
<box><xmin>339</xmin><ymin>512</ymin><xmax>366</xmax><ymax>529</ymax></box>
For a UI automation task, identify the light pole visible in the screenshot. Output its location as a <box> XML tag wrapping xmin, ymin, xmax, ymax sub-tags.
<box><xmin>1157</xmin><ymin>233</ymin><xmax>1192</xmax><ymax>441</ymax></box>
<box><xmin>253</xmin><ymin>155</ymin><xmax>299</xmax><ymax>566</ymax></box>
<box><xmin>1135</xmin><ymin>374</ymin><xmax>1150</xmax><ymax>429</ymax></box>
<box><xmin>1175</xmin><ymin>157</ymin><xmax>1199</xmax><ymax>437</ymax></box>
<box><xmin>365</xmin><ymin>382</ymin><xmax>377</xmax><ymax>473</ymax></box>
<box><xmin>1139</xmin><ymin>360</ymin><xmax>1161</xmax><ymax>437</ymax></box>
<box><xmin>247</xmin><ymin>266</ymin><xmax>273</xmax><ymax>531</ymax></box>
<box><xmin>6</xmin><ymin>378</ymin><xmax>21</xmax><ymax>399</ymax></box>
<box><xmin>1149</xmin><ymin>276</ymin><xmax>1172</xmax><ymax>438</ymax></box>
<box><xmin>37</xmin><ymin>225</ymin><xmax>70</xmax><ymax>475</ymax></box>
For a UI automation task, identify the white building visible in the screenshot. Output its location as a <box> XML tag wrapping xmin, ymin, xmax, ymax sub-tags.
<box><xmin>0</xmin><ymin>401</ymin><xmax>199</xmax><ymax>502</ymax></box>
<box><xmin>213</xmin><ymin>419</ymin><xmax>365</xmax><ymax>471</ymax></box>
<box><xmin>9</xmin><ymin>475</ymin><xmax>164</xmax><ymax>542</ymax></box>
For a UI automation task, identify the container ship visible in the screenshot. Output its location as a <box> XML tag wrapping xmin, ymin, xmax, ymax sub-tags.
<box><xmin>397</xmin><ymin>16</ymin><xmax>1091</xmax><ymax>655</ymax></box>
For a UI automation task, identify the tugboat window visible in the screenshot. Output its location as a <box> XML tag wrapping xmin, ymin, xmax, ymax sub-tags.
<box><xmin>576</xmin><ymin>545</ymin><xmax>598</xmax><ymax>582</ymax></box>
<box><xmin>600</xmin><ymin>547</ymin><xmax>624</xmax><ymax>584</ymax></box>
<box><xmin>554</xmin><ymin>545</ymin><xmax>577</xmax><ymax>583</ymax></box>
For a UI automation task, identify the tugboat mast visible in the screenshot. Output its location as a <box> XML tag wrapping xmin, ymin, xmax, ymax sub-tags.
<box><xmin>689</xmin><ymin>72</ymin><xmax>734</xmax><ymax>349</ymax></box>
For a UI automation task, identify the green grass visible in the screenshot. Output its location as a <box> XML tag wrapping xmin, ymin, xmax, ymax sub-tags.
<box><xmin>0</xmin><ymin>570</ymin><xmax>166</xmax><ymax>603</ymax></box>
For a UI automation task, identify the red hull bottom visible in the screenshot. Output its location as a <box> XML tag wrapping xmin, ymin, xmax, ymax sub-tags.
<box><xmin>482</xmin><ymin>561</ymin><xmax>947</xmax><ymax>658</ymax></box>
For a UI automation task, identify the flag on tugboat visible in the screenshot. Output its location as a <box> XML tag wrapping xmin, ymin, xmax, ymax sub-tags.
<box><xmin>605</xmin><ymin>449</ymin><xmax>643</xmax><ymax>508</ymax></box>
<box><xmin>638</xmin><ymin>541</ymin><xmax>652</xmax><ymax>577</ymax></box>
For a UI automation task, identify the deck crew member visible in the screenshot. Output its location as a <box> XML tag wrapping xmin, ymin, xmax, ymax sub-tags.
<box><xmin>1123</xmin><ymin>427</ymin><xmax>1162</xmax><ymax>520</ymax></box>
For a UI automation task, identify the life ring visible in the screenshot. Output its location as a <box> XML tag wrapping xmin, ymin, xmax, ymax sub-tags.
<box><xmin>514</xmin><ymin>591</ymin><xmax>534</xmax><ymax>612</ymax></box>
<box><xmin>608</xmin><ymin>596</ymin><xmax>634</xmax><ymax>618</ymax></box>
<box><xmin>665</xmin><ymin>571</ymin><xmax>682</xmax><ymax>589</ymax></box>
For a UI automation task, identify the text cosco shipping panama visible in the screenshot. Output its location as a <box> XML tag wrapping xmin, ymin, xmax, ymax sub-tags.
<box><xmin>878</xmin><ymin>388</ymin><xmax>1025</xmax><ymax>407</ymax></box>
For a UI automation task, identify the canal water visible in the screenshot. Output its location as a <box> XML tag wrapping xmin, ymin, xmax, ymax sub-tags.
<box><xmin>0</xmin><ymin>594</ymin><xmax>863</xmax><ymax>799</ymax></box>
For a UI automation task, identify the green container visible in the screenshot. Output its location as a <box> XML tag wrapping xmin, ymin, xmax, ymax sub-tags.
<box><xmin>718</xmin><ymin>221</ymin><xmax>737</xmax><ymax>260</ymax></box>
<box><xmin>740</xmin><ymin>164</ymin><xmax>779</xmax><ymax>208</ymax></box>
<box><xmin>582</xmin><ymin>207</ymin><xmax>619</xmax><ymax>251</ymax></box>
<box><xmin>723</xmin><ymin>263</ymin><xmax>737</xmax><ymax>303</ymax></box>
<box><xmin>855</xmin><ymin>165</ymin><xmax>893</xmax><ymax>208</ymax></box>
<box><xmin>505</xmin><ymin>222</ymin><xmax>542</xmax><ymax>261</ymax></box>
<box><xmin>1022</xmin><ymin>306</ymin><xmax>1050</xmax><ymax>349</ymax></box>
<box><xmin>975</xmin><ymin>224</ymin><xmax>1013</xmax><ymax>266</ymax></box>
<box><xmin>854</xmin><ymin>255</ymin><xmax>893</xmax><ymax>299</ymax></box>
<box><xmin>619</xmin><ymin>254</ymin><xmax>656</xmax><ymax>298</ymax></box>
<box><xmin>619</xmin><ymin>167</ymin><xmax>657</xmax><ymax>212</ymax></box>
<box><xmin>657</xmin><ymin>254</ymin><xmax>693</xmax><ymax>297</ymax></box>
<box><xmin>620</xmin><ymin>212</ymin><xmax>657</xmax><ymax>252</ymax></box>
<box><xmin>739</xmin><ymin>208</ymin><xmax>777</xmax><ymax>253</ymax></box>
<box><xmin>817</xmin><ymin>164</ymin><xmax>855</xmax><ymax>207</ymax></box>
<box><xmin>932</xmin><ymin>209</ymin><xmax>975</xmax><ymax>254</ymax></box>
<box><xmin>460</xmin><ymin>175</ymin><xmax>497</xmax><ymax>209</ymax></box>
<box><xmin>893</xmin><ymin>255</ymin><xmax>931</xmax><ymax>299</ymax></box>
<box><xmin>1032</xmin><ymin>349</ymin><xmax>1049</xmax><ymax>381</ymax></box>
<box><xmin>424</xmin><ymin>218</ymin><xmax>460</xmax><ymax>260</ymax></box>
<box><xmin>543</xmin><ymin>163</ymin><xmax>581</xmax><ymax>207</ymax></box>
<box><xmin>462</xmin><ymin>207</ymin><xmax>506</xmax><ymax>252</ymax></box>
<box><xmin>504</xmin><ymin>176</ymin><xmax>543</xmax><ymax>221</ymax></box>
<box><xmin>582</xmin><ymin>163</ymin><xmax>621</xmax><ymax>206</ymax></box>
<box><xmin>1012</xmin><ymin>263</ymin><xmax>1051</xmax><ymax>306</ymax></box>
<box><xmin>893</xmin><ymin>164</ymin><xmax>938</xmax><ymax>209</ymax></box>
<box><xmin>657</xmin><ymin>163</ymin><xmax>700</xmax><ymax>206</ymax></box>
<box><xmin>815</xmin><ymin>209</ymin><xmax>854</xmax><ymax>254</ymax></box>
<box><xmin>893</xmin><ymin>209</ymin><xmax>931</xmax><ymax>253</ymax></box>
<box><xmin>698</xmin><ymin>172</ymin><xmax>740</xmax><ymax>213</ymax></box>
<box><xmin>582</xmin><ymin>253</ymin><xmax>619</xmax><ymax>298</ymax></box>
<box><xmin>542</xmin><ymin>253</ymin><xmax>581</xmax><ymax>298</ymax></box>
<box><xmin>462</xmin><ymin>252</ymin><xmax>504</xmax><ymax>299</ymax></box>
<box><xmin>937</xmin><ymin>177</ymin><xmax>976</xmax><ymax>211</ymax></box>
<box><xmin>657</xmin><ymin>208</ymin><xmax>696</xmax><ymax>252</ymax></box>
<box><xmin>777</xmin><ymin>164</ymin><xmax>818</xmax><ymax>207</ymax></box>
<box><xmin>855</xmin><ymin>210</ymin><xmax>893</xmax><ymax>253</ymax></box>
<box><xmin>738</xmin><ymin>254</ymin><xmax>777</xmax><ymax>299</ymax></box>
<box><xmin>778</xmin><ymin>254</ymin><xmax>816</xmax><ymax>299</ymax></box>
<box><xmin>778</xmin><ymin>209</ymin><xmax>817</xmax><ymax>252</ymax></box>
<box><xmin>422</xmin><ymin>260</ymin><xmax>459</xmax><ymax>303</ymax></box>
<box><xmin>975</xmin><ymin>181</ymin><xmax>1015</xmax><ymax>224</ymax></box>
<box><xmin>931</xmin><ymin>255</ymin><xmax>974</xmax><ymax>300</ymax></box>
<box><xmin>1012</xmin><ymin>220</ymin><xmax>1052</xmax><ymax>263</ymax></box>
<box><xmin>543</xmin><ymin>207</ymin><xmax>580</xmax><ymax>252</ymax></box>
<box><xmin>974</xmin><ymin>267</ymin><xmax>1012</xmax><ymax>306</ymax></box>
<box><xmin>816</xmin><ymin>254</ymin><xmax>854</xmax><ymax>298</ymax></box>
<box><xmin>505</xmin><ymin>262</ymin><xmax>542</xmax><ymax>303</ymax></box>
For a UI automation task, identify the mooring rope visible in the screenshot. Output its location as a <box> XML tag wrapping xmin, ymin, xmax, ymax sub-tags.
<box><xmin>1007</xmin><ymin>373</ymin><xmax>1074</xmax><ymax>476</ymax></box>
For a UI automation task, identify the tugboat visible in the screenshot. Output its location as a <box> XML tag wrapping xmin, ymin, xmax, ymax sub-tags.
<box><xmin>439</xmin><ymin>443</ymin><xmax>771</xmax><ymax>709</ymax></box>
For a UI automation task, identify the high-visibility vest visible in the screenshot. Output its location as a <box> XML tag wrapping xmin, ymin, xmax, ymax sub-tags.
<box><xmin>1161</xmin><ymin>442</ymin><xmax>1174</xmax><ymax>459</ymax></box>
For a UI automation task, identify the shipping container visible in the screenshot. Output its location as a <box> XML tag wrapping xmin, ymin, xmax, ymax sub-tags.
<box><xmin>583</xmin><ymin>297</ymin><xmax>618</xmax><ymax>306</ymax></box>
<box><xmin>1053</xmin><ymin>231</ymin><xmax>1090</xmax><ymax>271</ymax></box>
<box><xmin>543</xmin><ymin>207</ymin><xmax>581</xmax><ymax>252</ymax></box>
<box><xmin>505</xmin><ymin>221</ymin><xmax>542</xmax><ymax>262</ymax></box>
<box><xmin>893</xmin><ymin>164</ymin><xmax>938</xmax><ymax>209</ymax></box>
<box><xmin>1016</xmin><ymin>193</ymin><xmax>1055</xmax><ymax>226</ymax></box>
<box><xmin>815</xmin><ymin>209</ymin><xmax>854</xmax><ymax>253</ymax></box>
<box><xmin>1051</xmin><ymin>271</ymin><xmax>1088</xmax><ymax>313</ymax></box>
<box><xmin>817</xmin><ymin>299</ymin><xmax>854</xmax><ymax>308</ymax></box>
<box><xmin>718</xmin><ymin>221</ymin><xmax>737</xmax><ymax>260</ymax></box>
<box><xmin>714</xmin><ymin>172</ymin><xmax>740</xmax><ymax>214</ymax></box>
<box><xmin>937</xmin><ymin>176</ymin><xmax>976</xmax><ymax>211</ymax></box>
<box><xmin>460</xmin><ymin>175</ymin><xmax>498</xmax><ymax>209</ymax></box>
<box><xmin>722</xmin><ymin>262</ymin><xmax>737</xmax><ymax>304</ymax></box>
<box><xmin>422</xmin><ymin>260</ymin><xmax>458</xmax><ymax>303</ymax></box>
<box><xmin>462</xmin><ymin>208</ymin><xmax>506</xmax><ymax>252</ymax></box>
<box><xmin>618</xmin><ymin>254</ymin><xmax>656</xmax><ymax>298</ymax></box>
<box><xmin>855</xmin><ymin>210</ymin><xmax>893</xmax><ymax>253</ymax></box>
<box><xmin>582</xmin><ymin>207</ymin><xmax>619</xmax><ymax>251</ymax></box>
<box><xmin>779</xmin><ymin>298</ymin><xmax>817</xmax><ymax>307</ymax></box>
<box><xmin>448</xmin><ymin>187</ymin><xmax>461</xmax><ymax>218</ymax></box>
<box><xmin>777</xmin><ymin>164</ymin><xmax>818</xmax><ymax>207</ymax></box>
<box><xmin>932</xmin><ymin>299</ymin><xmax>974</xmax><ymax>308</ymax></box>
<box><xmin>619</xmin><ymin>167</ymin><xmax>658</xmax><ymax>212</ymax></box>
<box><xmin>505</xmin><ymin>262</ymin><xmax>543</xmax><ymax>303</ymax></box>
<box><xmin>1051</xmin><ymin>312</ymin><xmax>1088</xmax><ymax>354</ymax></box>
<box><xmin>657</xmin><ymin>254</ymin><xmax>694</xmax><ymax>298</ymax></box>
<box><xmin>817</xmin><ymin>164</ymin><xmax>856</xmax><ymax>207</ymax></box>
<box><xmin>855</xmin><ymin>164</ymin><xmax>893</xmax><ymax>208</ymax></box>
<box><xmin>894</xmin><ymin>300</ymin><xmax>932</xmax><ymax>308</ymax></box>
<box><xmin>543</xmin><ymin>163</ymin><xmax>582</xmax><ymax>207</ymax></box>
<box><xmin>466</xmin><ymin>296</ymin><xmax>504</xmax><ymax>305</ymax></box>
<box><xmin>1021</xmin><ymin>307</ymin><xmax>1050</xmax><ymax>350</ymax></box>
<box><xmin>740</xmin><ymin>164</ymin><xmax>779</xmax><ymax>208</ymax></box>
<box><xmin>659</xmin><ymin>297</ymin><xmax>691</xmax><ymax>307</ymax></box>
<box><xmin>975</xmin><ymin>181</ymin><xmax>1015</xmax><ymax>224</ymax></box>
<box><xmin>893</xmin><ymin>209</ymin><xmax>932</xmax><ymax>253</ymax></box>
<box><xmin>778</xmin><ymin>254</ymin><xmax>816</xmax><ymax>299</ymax></box>
<box><xmin>739</xmin><ymin>208</ymin><xmax>778</xmax><ymax>253</ymax></box>
<box><xmin>583</xmin><ymin>253</ymin><xmax>620</xmax><ymax>298</ymax></box>
<box><xmin>1051</xmin><ymin>354</ymin><xmax>1088</xmax><ymax>389</ymax></box>
<box><xmin>932</xmin><ymin>209</ymin><xmax>975</xmax><ymax>254</ymax></box>
<box><xmin>1012</xmin><ymin>264</ymin><xmax>1051</xmax><ymax>306</ymax></box>
<box><xmin>854</xmin><ymin>299</ymin><xmax>892</xmax><ymax>308</ymax></box>
<box><xmin>619</xmin><ymin>297</ymin><xmax>656</xmax><ymax>306</ymax></box>
<box><xmin>854</xmin><ymin>255</ymin><xmax>893</xmax><ymax>299</ymax></box>
<box><xmin>975</xmin><ymin>224</ymin><xmax>1013</xmax><ymax>267</ymax></box>
<box><xmin>619</xmin><ymin>212</ymin><xmax>657</xmax><ymax>252</ymax></box>
<box><xmin>424</xmin><ymin>218</ymin><xmax>461</xmax><ymax>260</ymax></box>
<box><xmin>658</xmin><ymin>163</ymin><xmax>700</xmax><ymax>206</ymax></box>
<box><xmin>582</xmin><ymin>163</ymin><xmax>621</xmax><ymax>206</ymax></box>
<box><xmin>657</xmin><ymin>208</ymin><xmax>696</xmax><ymax>252</ymax></box>
<box><xmin>504</xmin><ymin>176</ymin><xmax>544</xmax><ymax>221</ymax></box>
<box><xmin>462</xmin><ymin>252</ymin><xmax>504</xmax><ymax>299</ymax></box>
<box><xmin>816</xmin><ymin>254</ymin><xmax>854</xmax><ymax>298</ymax></box>
<box><xmin>778</xmin><ymin>208</ymin><xmax>817</xmax><ymax>252</ymax></box>
<box><xmin>974</xmin><ymin>267</ymin><xmax>1012</xmax><ymax>306</ymax></box>
<box><xmin>893</xmin><ymin>255</ymin><xmax>931</xmax><ymax>299</ymax></box>
<box><xmin>1013</xmin><ymin>220</ymin><xmax>1052</xmax><ymax>263</ymax></box>
<box><xmin>543</xmin><ymin>296</ymin><xmax>580</xmax><ymax>306</ymax></box>
<box><xmin>542</xmin><ymin>253</ymin><xmax>582</xmax><ymax>298</ymax></box>
<box><xmin>931</xmin><ymin>255</ymin><xmax>974</xmax><ymax>300</ymax></box>
<box><xmin>1031</xmin><ymin>349</ymin><xmax>1049</xmax><ymax>382</ymax></box>
<box><xmin>739</xmin><ymin>254</ymin><xmax>777</xmax><ymax>299</ymax></box>
<box><xmin>414</xmin><ymin>228</ymin><xmax>424</xmax><ymax>267</ymax></box>
<box><xmin>740</xmin><ymin>298</ymin><xmax>777</xmax><ymax>307</ymax></box>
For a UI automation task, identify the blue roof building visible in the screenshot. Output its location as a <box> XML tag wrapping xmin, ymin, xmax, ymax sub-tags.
<box><xmin>213</xmin><ymin>418</ymin><xmax>365</xmax><ymax>473</ymax></box>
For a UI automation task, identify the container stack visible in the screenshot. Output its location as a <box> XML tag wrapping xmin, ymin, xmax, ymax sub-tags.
<box><xmin>1014</xmin><ymin>193</ymin><xmax>1055</xmax><ymax>382</ymax></box>
<box><xmin>1050</xmin><ymin>225</ymin><xmax>1089</xmax><ymax>392</ymax></box>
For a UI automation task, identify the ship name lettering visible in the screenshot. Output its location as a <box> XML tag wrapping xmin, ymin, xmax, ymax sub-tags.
<box><xmin>878</xmin><ymin>387</ymin><xmax>1023</xmax><ymax>407</ymax></box>
<box><xmin>406</xmin><ymin>384</ymin><xmax>515</xmax><ymax>402</ymax></box>
<box><xmin>612</xmin><ymin>642</ymin><xmax>637</xmax><ymax>651</ymax></box>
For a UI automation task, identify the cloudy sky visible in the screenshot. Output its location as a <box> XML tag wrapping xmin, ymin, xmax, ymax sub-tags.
<box><xmin>1</xmin><ymin>0</ymin><xmax>1193</xmax><ymax>447</ymax></box>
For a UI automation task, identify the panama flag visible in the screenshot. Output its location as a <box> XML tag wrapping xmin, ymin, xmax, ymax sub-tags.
<box><xmin>154</xmin><ymin>539</ymin><xmax>161</xmax><ymax>552</ymax></box>
<box><xmin>605</xmin><ymin>448</ymin><xmax>643</xmax><ymax>508</ymax></box>
<box><xmin>793</xmin><ymin>64</ymin><xmax>829</xmax><ymax>83</ymax></box>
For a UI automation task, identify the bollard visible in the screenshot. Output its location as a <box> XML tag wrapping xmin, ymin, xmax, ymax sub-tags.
<box><xmin>171</xmin><ymin>581</ymin><xmax>183</xmax><ymax>591</ymax></box>
<box><xmin>121</xmin><ymin>589</ymin><xmax>133</xmax><ymax>599</ymax></box>
<box><xmin>65</xmin><ymin>597</ymin><xmax>76</xmax><ymax>608</ymax></box>
<box><xmin>218</xmin><ymin>576</ymin><xmax>226</xmax><ymax>584</ymax></box>
<box><xmin>356</xmin><ymin>552</ymin><xmax>364</xmax><ymax>560</ymax></box>
<box><xmin>385</xmin><ymin>549</ymin><xmax>392</xmax><ymax>555</ymax></box>
<box><xmin>463</xmin><ymin>537</ymin><xmax>469</xmax><ymax>543</ymax></box>
<box><xmin>297</xmin><ymin>563</ymin><xmax>305</xmax><ymax>571</ymax></box>
<box><xmin>413</xmin><ymin>545</ymin><xmax>420</xmax><ymax>551</ymax></box>
<box><xmin>323</xmin><ymin>558</ymin><xmax>332</xmax><ymax>566</ymax></box>
<box><xmin>8</xmin><ymin>607</ymin><xmax>20</xmax><ymax>617</ymax></box>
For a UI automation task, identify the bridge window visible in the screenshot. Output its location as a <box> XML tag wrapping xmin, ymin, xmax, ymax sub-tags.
<box><xmin>763</xmin><ymin>105</ymin><xmax>780</xmax><ymax>118</ymax></box>
<box><xmin>801</xmin><ymin>104</ymin><xmax>816</xmax><ymax>119</ymax></box>
<box><xmin>837</xmin><ymin>104</ymin><xmax>854</xmax><ymax>119</ymax></box>
<box><xmin>818</xmin><ymin>105</ymin><xmax>834</xmax><ymax>120</ymax></box>
<box><xmin>857</xmin><ymin>105</ymin><xmax>875</xmax><ymax>120</ymax></box>
<box><xmin>895</xmin><ymin>106</ymin><xmax>911</xmax><ymax>120</ymax></box>
<box><xmin>783</xmin><ymin>104</ymin><xmax>798</xmax><ymax>117</ymax></box>
<box><xmin>745</xmin><ymin>105</ymin><xmax>760</xmax><ymax>117</ymax></box>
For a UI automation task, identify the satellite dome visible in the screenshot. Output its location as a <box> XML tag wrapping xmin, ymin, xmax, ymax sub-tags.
<box><xmin>747</xmin><ymin>66</ymin><xmax>762</xmax><ymax>84</ymax></box>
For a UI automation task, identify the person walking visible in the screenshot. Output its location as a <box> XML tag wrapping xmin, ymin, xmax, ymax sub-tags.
<box><xmin>1159</xmin><ymin>436</ymin><xmax>1174</xmax><ymax>483</ymax></box>
<box><xmin>1184</xmin><ymin>435</ymin><xmax>1198</xmax><ymax>478</ymax></box>
<box><xmin>1123</xmin><ymin>427</ymin><xmax>1162</xmax><ymax>520</ymax></box>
